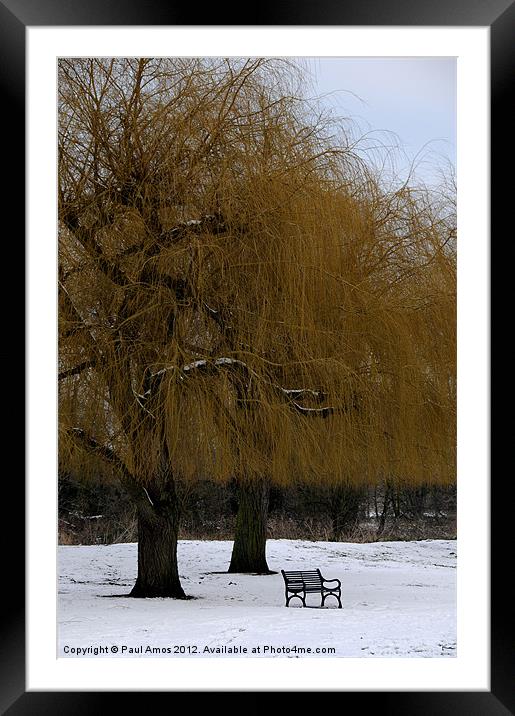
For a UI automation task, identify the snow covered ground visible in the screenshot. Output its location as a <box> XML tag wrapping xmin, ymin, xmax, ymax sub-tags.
<box><xmin>58</xmin><ymin>539</ymin><xmax>456</xmax><ymax>658</ymax></box>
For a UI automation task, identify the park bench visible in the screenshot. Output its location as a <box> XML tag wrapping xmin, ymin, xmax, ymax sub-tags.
<box><xmin>281</xmin><ymin>569</ymin><xmax>342</xmax><ymax>608</ymax></box>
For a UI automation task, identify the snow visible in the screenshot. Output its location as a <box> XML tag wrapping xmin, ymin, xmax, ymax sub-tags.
<box><xmin>292</xmin><ymin>404</ymin><xmax>331</xmax><ymax>414</ymax></box>
<box><xmin>214</xmin><ymin>357</ymin><xmax>238</xmax><ymax>365</ymax></box>
<box><xmin>183</xmin><ymin>359</ymin><xmax>208</xmax><ymax>371</ymax></box>
<box><xmin>182</xmin><ymin>357</ymin><xmax>245</xmax><ymax>372</ymax></box>
<box><xmin>141</xmin><ymin>487</ymin><xmax>154</xmax><ymax>507</ymax></box>
<box><xmin>282</xmin><ymin>388</ymin><xmax>321</xmax><ymax>398</ymax></box>
<box><xmin>58</xmin><ymin>539</ymin><xmax>456</xmax><ymax>658</ymax></box>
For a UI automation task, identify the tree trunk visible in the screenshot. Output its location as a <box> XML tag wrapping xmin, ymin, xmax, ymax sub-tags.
<box><xmin>330</xmin><ymin>484</ymin><xmax>364</xmax><ymax>541</ymax></box>
<box><xmin>130</xmin><ymin>477</ymin><xmax>187</xmax><ymax>598</ymax></box>
<box><xmin>228</xmin><ymin>477</ymin><xmax>271</xmax><ymax>574</ymax></box>
<box><xmin>377</xmin><ymin>483</ymin><xmax>392</xmax><ymax>537</ymax></box>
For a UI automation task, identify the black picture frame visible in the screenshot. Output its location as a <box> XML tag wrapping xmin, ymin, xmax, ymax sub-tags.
<box><xmin>4</xmin><ymin>0</ymin><xmax>507</xmax><ymax>712</ymax></box>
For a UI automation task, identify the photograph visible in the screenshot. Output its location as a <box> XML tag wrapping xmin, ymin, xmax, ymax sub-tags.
<box><xmin>57</xmin><ymin>55</ymin><xmax>457</xmax><ymax>660</ymax></box>
<box><xmin>7</xmin><ymin>1</ymin><xmax>502</xmax><ymax>704</ymax></box>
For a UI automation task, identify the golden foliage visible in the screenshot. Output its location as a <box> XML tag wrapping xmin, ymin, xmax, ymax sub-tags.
<box><xmin>58</xmin><ymin>58</ymin><xmax>456</xmax><ymax>488</ymax></box>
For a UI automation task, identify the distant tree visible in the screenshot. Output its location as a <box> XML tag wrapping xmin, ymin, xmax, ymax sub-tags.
<box><xmin>58</xmin><ymin>57</ymin><xmax>456</xmax><ymax>595</ymax></box>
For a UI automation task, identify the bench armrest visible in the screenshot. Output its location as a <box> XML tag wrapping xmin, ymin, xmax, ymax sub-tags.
<box><xmin>322</xmin><ymin>578</ymin><xmax>341</xmax><ymax>587</ymax></box>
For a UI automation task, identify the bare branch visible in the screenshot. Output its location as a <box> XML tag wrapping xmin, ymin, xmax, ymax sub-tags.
<box><xmin>68</xmin><ymin>428</ymin><xmax>132</xmax><ymax>481</ymax></box>
<box><xmin>58</xmin><ymin>360</ymin><xmax>96</xmax><ymax>381</ymax></box>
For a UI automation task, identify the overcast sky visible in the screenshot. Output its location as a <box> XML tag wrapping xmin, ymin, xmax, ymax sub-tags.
<box><xmin>299</xmin><ymin>57</ymin><xmax>456</xmax><ymax>187</ymax></box>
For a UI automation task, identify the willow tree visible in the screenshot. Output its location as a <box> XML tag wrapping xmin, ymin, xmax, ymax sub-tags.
<box><xmin>214</xmin><ymin>174</ymin><xmax>456</xmax><ymax>571</ymax></box>
<box><xmin>58</xmin><ymin>57</ymin><xmax>456</xmax><ymax>595</ymax></box>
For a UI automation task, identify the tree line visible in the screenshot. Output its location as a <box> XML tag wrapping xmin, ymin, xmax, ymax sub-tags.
<box><xmin>59</xmin><ymin>470</ymin><xmax>456</xmax><ymax>546</ymax></box>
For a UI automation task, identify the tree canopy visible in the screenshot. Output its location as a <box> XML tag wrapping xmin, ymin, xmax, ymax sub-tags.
<box><xmin>58</xmin><ymin>57</ymin><xmax>456</xmax><ymax>493</ymax></box>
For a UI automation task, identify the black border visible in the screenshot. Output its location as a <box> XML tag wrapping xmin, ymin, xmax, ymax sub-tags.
<box><xmin>5</xmin><ymin>0</ymin><xmax>508</xmax><ymax>712</ymax></box>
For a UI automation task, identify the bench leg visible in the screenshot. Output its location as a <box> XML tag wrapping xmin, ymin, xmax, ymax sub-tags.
<box><xmin>286</xmin><ymin>593</ymin><xmax>306</xmax><ymax>607</ymax></box>
<box><xmin>321</xmin><ymin>591</ymin><xmax>342</xmax><ymax>608</ymax></box>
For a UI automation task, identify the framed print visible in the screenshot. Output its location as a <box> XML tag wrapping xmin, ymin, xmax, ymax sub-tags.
<box><xmin>3</xmin><ymin>0</ymin><xmax>508</xmax><ymax>711</ymax></box>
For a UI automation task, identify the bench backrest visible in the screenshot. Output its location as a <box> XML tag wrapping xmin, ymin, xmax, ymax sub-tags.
<box><xmin>281</xmin><ymin>569</ymin><xmax>323</xmax><ymax>586</ymax></box>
